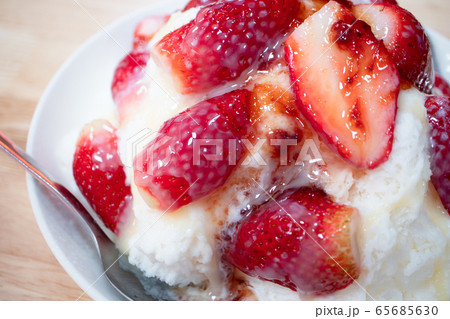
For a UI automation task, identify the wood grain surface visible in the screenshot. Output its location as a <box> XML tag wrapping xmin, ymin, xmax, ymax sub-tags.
<box><xmin>0</xmin><ymin>0</ymin><xmax>448</xmax><ymax>301</ymax></box>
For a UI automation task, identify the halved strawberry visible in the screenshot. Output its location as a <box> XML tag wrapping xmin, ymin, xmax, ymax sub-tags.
<box><xmin>133</xmin><ymin>15</ymin><xmax>169</xmax><ymax>50</ymax></box>
<box><xmin>73</xmin><ymin>120</ymin><xmax>133</xmax><ymax>234</ymax></box>
<box><xmin>154</xmin><ymin>0</ymin><xmax>299</xmax><ymax>94</ymax></box>
<box><xmin>434</xmin><ymin>74</ymin><xmax>450</xmax><ymax>98</ymax></box>
<box><xmin>226</xmin><ymin>187</ymin><xmax>360</xmax><ymax>295</ymax></box>
<box><xmin>183</xmin><ymin>0</ymin><xmax>217</xmax><ymax>11</ymax></box>
<box><xmin>111</xmin><ymin>50</ymin><xmax>150</xmax><ymax>122</ymax></box>
<box><xmin>112</xmin><ymin>16</ymin><xmax>167</xmax><ymax>121</ymax></box>
<box><xmin>425</xmin><ymin>96</ymin><xmax>450</xmax><ymax>213</ymax></box>
<box><xmin>134</xmin><ymin>90</ymin><xmax>251</xmax><ymax>211</ymax></box>
<box><xmin>353</xmin><ymin>4</ymin><xmax>434</xmax><ymax>94</ymax></box>
<box><xmin>285</xmin><ymin>1</ymin><xmax>399</xmax><ymax>169</ymax></box>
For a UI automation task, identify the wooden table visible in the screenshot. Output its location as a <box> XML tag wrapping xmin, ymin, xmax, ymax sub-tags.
<box><xmin>0</xmin><ymin>0</ymin><xmax>448</xmax><ymax>301</ymax></box>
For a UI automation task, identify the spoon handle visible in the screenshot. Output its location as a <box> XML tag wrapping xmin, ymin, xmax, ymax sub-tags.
<box><xmin>0</xmin><ymin>130</ymin><xmax>104</xmax><ymax>238</ymax></box>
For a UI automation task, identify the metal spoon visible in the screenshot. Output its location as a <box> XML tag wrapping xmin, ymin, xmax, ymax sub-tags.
<box><xmin>0</xmin><ymin>130</ymin><xmax>172</xmax><ymax>301</ymax></box>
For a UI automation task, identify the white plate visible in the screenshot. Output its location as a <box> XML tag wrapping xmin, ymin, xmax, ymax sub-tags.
<box><xmin>26</xmin><ymin>0</ymin><xmax>450</xmax><ymax>300</ymax></box>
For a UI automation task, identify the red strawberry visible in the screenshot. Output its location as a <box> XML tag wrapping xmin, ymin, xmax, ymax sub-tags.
<box><xmin>183</xmin><ymin>0</ymin><xmax>217</xmax><ymax>11</ymax></box>
<box><xmin>111</xmin><ymin>16</ymin><xmax>167</xmax><ymax>121</ymax></box>
<box><xmin>134</xmin><ymin>90</ymin><xmax>251</xmax><ymax>211</ymax></box>
<box><xmin>111</xmin><ymin>50</ymin><xmax>150</xmax><ymax>104</ymax></box>
<box><xmin>353</xmin><ymin>4</ymin><xmax>434</xmax><ymax>94</ymax></box>
<box><xmin>133</xmin><ymin>15</ymin><xmax>169</xmax><ymax>50</ymax></box>
<box><xmin>154</xmin><ymin>0</ymin><xmax>299</xmax><ymax>94</ymax></box>
<box><xmin>285</xmin><ymin>1</ymin><xmax>399</xmax><ymax>169</ymax></box>
<box><xmin>226</xmin><ymin>187</ymin><xmax>360</xmax><ymax>295</ymax></box>
<box><xmin>113</xmin><ymin>14</ymin><xmax>169</xmax><ymax>104</ymax></box>
<box><xmin>111</xmin><ymin>50</ymin><xmax>150</xmax><ymax>121</ymax></box>
<box><xmin>425</xmin><ymin>96</ymin><xmax>450</xmax><ymax>213</ymax></box>
<box><xmin>434</xmin><ymin>74</ymin><xmax>450</xmax><ymax>98</ymax></box>
<box><xmin>73</xmin><ymin>120</ymin><xmax>133</xmax><ymax>234</ymax></box>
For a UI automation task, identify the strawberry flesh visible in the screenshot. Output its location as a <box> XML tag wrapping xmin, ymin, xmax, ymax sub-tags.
<box><xmin>134</xmin><ymin>90</ymin><xmax>251</xmax><ymax>211</ymax></box>
<box><xmin>425</xmin><ymin>96</ymin><xmax>450</xmax><ymax>213</ymax></box>
<box><xmin>226</xmin><ymin>187</ymin><xmax>359</xmax><ymax>295</ymax></box>
<box><xmin>353</xmin><ymin>4</ymin><xmax>434</xmax><ymax>94</ymax></box>
<box><xmin>285</xmin><ymin>1</ymin><xmax>399</xmax><ymax>169</ymax></box>
<box><xmin>155</xmin><ymin>0</ymin><xmax>299</xmax><ymax>94</ymax></box>
<box><xmin>73</xmin><ymin>120</ymin><xmax>132</xmax><ymax>234</ymax></box>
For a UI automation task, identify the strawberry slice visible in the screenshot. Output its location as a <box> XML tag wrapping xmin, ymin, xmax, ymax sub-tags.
<box><xmin>133</xmin><ymin>15</ymin><xmax>169</xmax><ymax>50</ymax></box>
<box><xmin>353</xmin><ymin>4</ymin><xmax>434</xmax><ymax>94</ymax></box>
<box><xmin>134</xmin><ymin>90</ymin><xmax>251</xmax><ymax>211</ymax></box>
<box><xmin>73</xmin><ymin>120</ymin><xmax>133</xmax><ymax>234</ymax></box>
<box><xmin>183</xmin><ymin>0</ymin><xmax>217</xmax><ymax>11</ymax></box>
<box><xmin>285</xmin><ymin>1</ymin><xmax>399</xmax><ymax>169</ymax></box>
<box><xmin>226</xmin><ymin>187</ymin><xmax>360</xmax><ymax>295</ymax></box>
<box><xmin>425</xmin><ymin>96</ymin><xmax>450</xmax><ymax>213</ymax></box>
<box><xmin>434</xmin><ymin>74</ymin><xmax>450</xmax><ymax>98</ymax></box>
<box><xmin>154</xmin><ymin>0</ymin><xmax>299</xmax><ymax>94</ymax></box>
